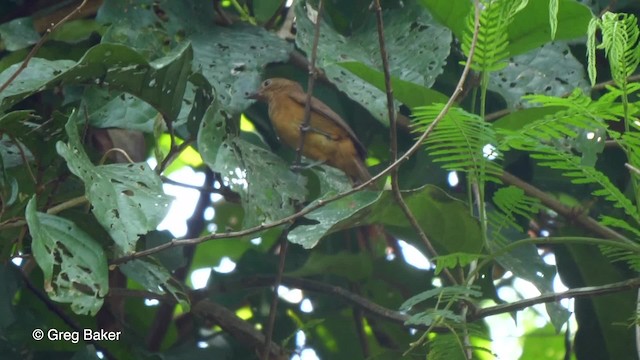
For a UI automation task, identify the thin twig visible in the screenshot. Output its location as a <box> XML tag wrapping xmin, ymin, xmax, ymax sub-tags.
<box><xmin>469</xmin><ymin>277</ymin><xmax>640</xmax><ymax>320</ymax></box>
<box><xmin>156</xmin><ymin>139</ymin><xmax>194</xmax><ymax>174</ymax></box>
<box><xmin>5</xmin><ymin>132</ymin><xmax>37</xmax><ymax>184</ymax></box>
<box><xmin>293</xmin><ymin>0</ymin><xmax>324</xmax><ymax>169</ymax></box>
<box><xmin>370</xmin><ymin>0</ymin><xmax>458</xmax><ymax>286</ymax></box>
<box><xmin>262</xmin><ymin>232</ymin><xmax>290</xmax><ymax>360</ymax></box>
<box><xmin>0</xmin><ymin>0</ymin><xmax>89</xmax><ymax>94</ymax></box>
<box><xmin>0</xmin><ymin>195</ymin><xmax>88</xmax><ymax>230</ymax></box>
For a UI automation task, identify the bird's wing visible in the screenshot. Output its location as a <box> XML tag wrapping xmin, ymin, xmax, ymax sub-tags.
<box><xmin>287</xmin><ymin>91</ymin><xmax>367</xmax><ymax>159</ymax></box>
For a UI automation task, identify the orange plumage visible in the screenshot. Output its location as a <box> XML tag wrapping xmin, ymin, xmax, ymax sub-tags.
<box><xmin>247</xmin><ymin>78</ymin><xmax>371</xmax><ymax>184</ymax></box>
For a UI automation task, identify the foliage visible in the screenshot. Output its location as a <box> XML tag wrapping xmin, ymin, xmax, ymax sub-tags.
<box><xmin>1</xmin><ymin>0</ymin><xmax>640</xmax><ymax>359</ymax></box>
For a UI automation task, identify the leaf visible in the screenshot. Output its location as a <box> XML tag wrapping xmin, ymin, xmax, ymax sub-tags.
<box><xmin>56</xmin><ymin>112</ymin><xmax>171</xmax><ymax>253</ymax></box>
<box><xmin>489</xmin><ymin>42</ymin><xmax>589</xmax><ymax>109</ymax></box>
<box><xmin>0</xmin><ymin>42</ymin><xmax>193</xmax><ymax>120</ymax></box>
<box><xmin>197</xmin><ymin>103</ymin><xmax>307</xmax><ymax>228</ymax></box>
<box><xmin>119</xmin><ymin>259</ymin><xmax>189</xmax><ymax>310</ymax></box>
<box><xmin>97</xmin><ymin>0</ymin><xmax>292</xmax><ymax>115</ymax></box>
<box><xmin>25</xmin><ymin>197</ymin><xmax>108</xmax><ymax>316</ymax></box>
<box><xmin>287</xmin><ymin>252</ymin><xmax>373</xmax><ymax>282</ymax></box>
<box><xmin>81</xmin><ymin>87</ymin><xmax>158</xmax><ymax>132</ymax></box>
<box><xmin>338</xmin><ymin>61</ymin><xmax>449</xmax><ymax>108</ymax></box>
<box><xmin>423</xmin><ymin>0</ymin><xmax>591</xmax><ymax>59</ymax></box>
<box><xmin>507</xmin><ymin>0</ymin><xmax>592</xmax><ymax>57</ymax></box>
<box><xmin>400</xmin><ymin>286</ymin><xmax>482</xmax><ymax>312</ymax></box>
<box><xmin>296</xmin><ymin>0</ymin><xmax>451</xmax><ymax>125</ymax></box>
<box><xmin>418</xmin><ymin>0</ymin><xmax>470</xmax><ymax>40</ymax></box>
<box><xmin>0</xmin><ymin>17</ymin><xmax>40</xmax><ymax>51</ymax></box>
<box><xmin>374</xmin><ymin>185</ymin><xmax>484</xmax><ymax>255</ymax></box>
<box><xmin>288</xmin><ymin>190</ymin><xmax>380</xmax><ymax>249</ymax></box>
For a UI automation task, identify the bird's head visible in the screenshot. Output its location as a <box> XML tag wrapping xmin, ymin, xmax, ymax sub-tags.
<box><xmin>246</xmin><ymin>78</ymin><xmax>303</xmax><ymax>102</ymax></box>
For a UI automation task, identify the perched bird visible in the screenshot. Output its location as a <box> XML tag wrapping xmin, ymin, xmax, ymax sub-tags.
<box><xmin>247</xmin><ymin>78</ymin><xmax>372</xmax><ymax>184</ymax></box>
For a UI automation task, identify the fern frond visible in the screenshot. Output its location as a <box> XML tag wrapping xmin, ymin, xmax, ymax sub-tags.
<box><xmin>414</xmin><ymin>105</ymin><xmax>502</xmax><ymax>183</ymax></box>
<box><xmin>429</xmin><ymin>333</ymin><xmax>467</xmax><ymax>360</ymax></box>
<box><xmin>619</xmin><ymin>132</ymin><xmax>640</xmax><ymax>169</ymax></box>
<box><xmin>504</xmin><ymin>90</ymin><xmax>621</xmax><ymax>144</ymax></box>
<box><xmin>488</xmin><ymin>187</ymin><xmax>541</xmax><ymax>246</ymax></box>
<box><xmin>400</xmin><ymin>286</ymin><xmax>482</xmax><ymax>312</ymax></box>
<box><xmin>504</xmin><ymin>137</ymin><xmax>640</xmax><ymax>223</ymax></box>
<box><xmin>462</xmin><ymin>0</ymin><xmax>528</xmax><ymax>72</ymax></box>
<box><xmin>599</xmin><ymin>245</ymin><xmax>640</xmax><ymax>271</ymax></box>
<box><xmin>595</xmin><ymin>12</ymin><xmax>640</xmax><ymax>87</ymax></box>
<box><xmin>433</xmin><ymin>253</ymin><xmax>486</xmax><ymax>275</ymax></box>
<box><xmin>600</xmin><ymin>216</ymin><xmax>640</xmax><ymax>238</ymax></box>
<box><xmin>589</xmin><ymin>13</ymin><xmax>640</xmax><ymax>88</ymax></box>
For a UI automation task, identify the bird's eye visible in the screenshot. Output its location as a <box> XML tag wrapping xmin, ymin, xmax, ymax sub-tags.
<box><xmin>262</xmin><ymin>79</ymin><xmax>272</xmax><ymax>87</ymax></box>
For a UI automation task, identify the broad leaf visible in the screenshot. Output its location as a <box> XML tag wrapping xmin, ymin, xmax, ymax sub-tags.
<box><xmin>26</xmin><ymin>197</ymin><xmax>108</xmax><ymax>315</ymax></box>
<box><xmin>296</xmin><ymin>0</ymin><xmax>451</xmax><ymax>125</ymax></box>
<box><xmin>56</xmin><ymin>112</ymin><xmax>171</xmax><ymax>253</ymax></box>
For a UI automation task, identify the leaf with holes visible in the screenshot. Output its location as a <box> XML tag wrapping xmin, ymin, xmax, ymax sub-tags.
<box><xmin>120</xmin><ymin>259</ymin><xmax>189</xmax><ymax>310</ymax></box>
<box><xmin>97</xmin><ymin>0</ymin><xmax>292</xmax><ymax>115</ymax></box>
<box><xmin>0</xmin><ymin>42</ymin><xmax>192</xmax><ymax>120</ymax></box>
<box><xmin>489</xmin><ymin>42</ymin><xmax>589</xmax><ymax>109</ymax></box>
<box><xmin>25</xmin><ymin>197</ymin><xmax>108</xmax><ymax>316</ymax></box>
<box><xmin>56</xmin><ymin>112</ymin><xmax>171</xmax><ymax>253</ymax></box>
<box><xmin>198</xmin><ymin>102</ymin><xmax>307</xmax><ymax>228</ymax></box>
<box><xmin>295</xmin><ymin>1</ymin><xmax>451</xmax><ymax>125</ymax></box>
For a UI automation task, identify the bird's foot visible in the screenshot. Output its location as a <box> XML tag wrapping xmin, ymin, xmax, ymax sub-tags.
<box><xmin>299</xmin><ymin>124</ymin><xmax>335</xmax><ymax>140</ymax></box>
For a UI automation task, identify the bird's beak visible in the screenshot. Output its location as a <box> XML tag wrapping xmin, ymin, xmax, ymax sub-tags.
<box><xmin>246</xmin><ymin>91</ymin><xmax>260</xmax><ymax>100</ymax></box>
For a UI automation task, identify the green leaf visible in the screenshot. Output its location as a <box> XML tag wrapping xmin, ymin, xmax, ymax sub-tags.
<box><xmin>56</xmin><ymin>112</ymin><xmax>171</xmax><ymax>253</ymax></box>
<box><xmin>287</xmin><ymin>251</ymin><xmax>373</xmax><ymax>282</ymax></box>
<box><xmin>295</xmin><ymin>1</ymin><xmax>451</xmax><ymax>125</ymax></box>
<box><xmin>0</xmin><ymin>17</ymin><xmax>40</xmax><ymax>51</ymax></box>
<box><xmin>80</xmin><ymin>88</ymin><xmax>157</xmax><ymax>132</ymax></box>
<box><xmin>288</xmin><ymin>190</ymin><xmax>380</xmax><ymax>249</ymax></box>
<box><xmin>97</xmin><ymin>0</ymin><xmax>293</xmax><ymax>115</ymax></box>
<box><xmin>190</xmin><ymin>25</ymin><xmax>293</xmax><ymax>114</ymax></box>
<box><xmin>374</xmin><ymin>185</ymin><xmax>484</xmax><ymax>255</ymax></box>
<box><xmin>400</xmin><ymin>286</ymin><xmax>482</xmax><ymax>312</ymax></box>
<box><xmin>489</xmin><ymin>42</ymin><xmax>589</xmax><ymax>109</ymax></box>
<box><xmin>197</xmin><ymin>103</ymin><xmax>307</xmax><ymax>228</ymax></box>
<box><xmin>119</xmin><ymin>259</ymin><xmax>189</xmax><ymax>310</ymax></box>
<box><xmin>338</xmin><ymin>61</ymin><xmax>449</xmax><ymax>108</ymax></box>
<box><xmin>25</xmin><ymin>197</ymin><xmax>108</xmax><ymax>316</ymax></box>
<box><xmin>492</xmin><ymin>106</ymin><xmax>564</xmax><ymax>131</ymax></box>
<box><xmin>0</xmin><ymin>42</ymin><xmax>193</xmax><ymax>120</ymax></box>
<box><xmin>418</xmin><ymin>0</ymin><xmax>470</xmax><ymax>40</ymax></box>
<box><xmin>507</xmin><ymin>0</ymin><xmax>592</xmax><ymax>57</ymax></box>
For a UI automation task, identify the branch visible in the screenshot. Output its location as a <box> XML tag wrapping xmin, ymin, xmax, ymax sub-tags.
<box><xmin>293</xmin><ymin>0</ymin><xmax>324</xmax><ymax>169</ymax></box>
<box><xmin>0</xmin><ymin>0</ymin><xmax>89</xmax><ymax>94</ymax></box>
<box><xmin>195</xmin><ymin>300</ymin><xmax>288</xmax><ymax>359</ymax></box>
<box><xmin>500</xmin><ymin>171</ymin><xmax>630</xmax><ymax>242</ymax></box>
<box><xmin>262</xmin><ymin>229</ymin><xmax>291</xmax><ymax>360</ymax></box>
<box><xmin>470</xmin><ymin>277</ymin><xmax>640</xmax><ymax>321</ymax></box>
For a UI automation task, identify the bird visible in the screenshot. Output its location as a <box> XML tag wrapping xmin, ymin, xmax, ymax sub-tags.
<box><xmin>247</xmin><ymin>78</ymin><xmax>372</xmax><ymax>184</ymax></box>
